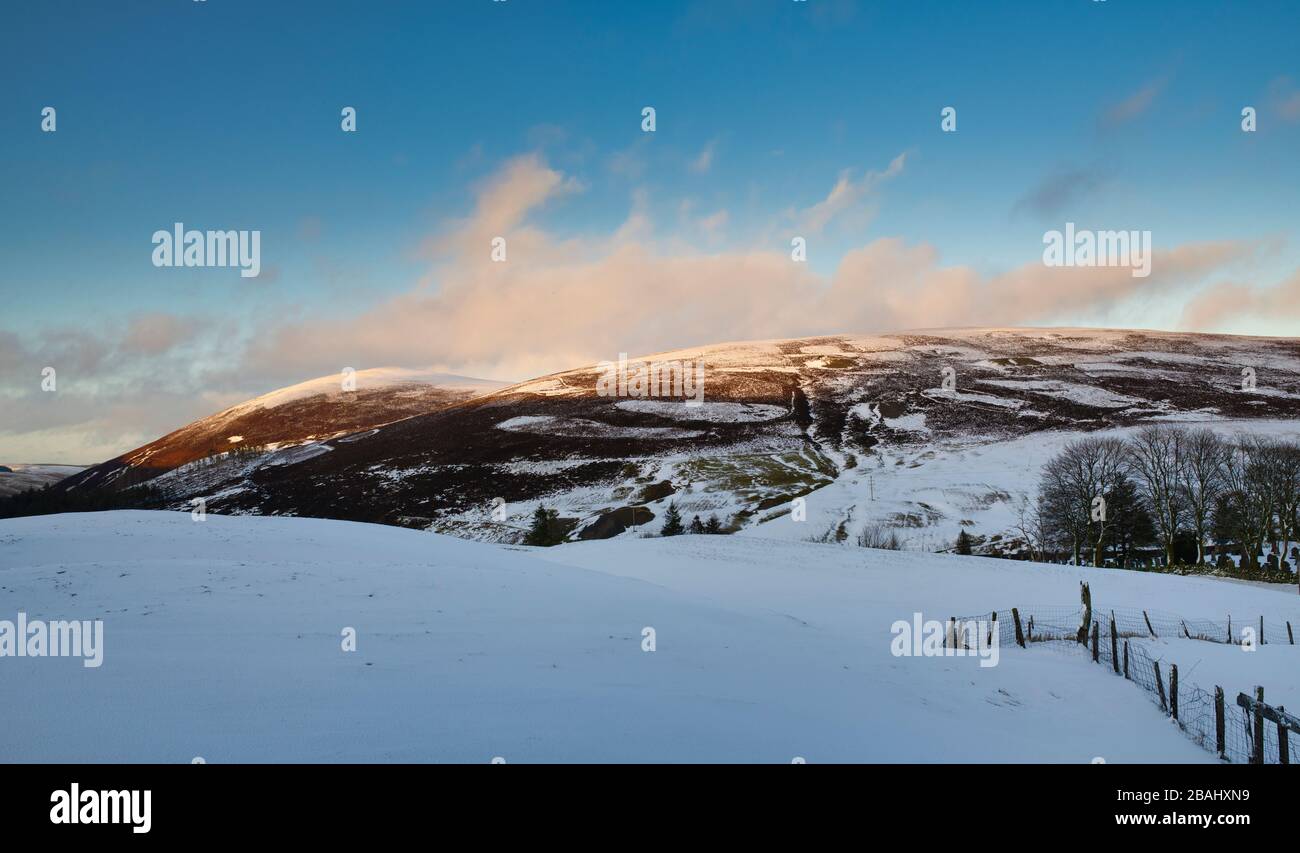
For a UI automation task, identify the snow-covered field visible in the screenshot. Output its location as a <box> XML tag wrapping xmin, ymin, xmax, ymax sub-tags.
<box><xmin>743</xmin><ymin>418</ymin><xmax>1300</xmax><ymax>551</ymax></box>
<box><xmin>4</xmin><ymin>511</ymin><xmax>1298</xmax><ymax>763</ymax></box>
<box><xmin>1130</xmin><ymin>637</ymin><xmax>1299</xmax><ymax>711</ymax></box>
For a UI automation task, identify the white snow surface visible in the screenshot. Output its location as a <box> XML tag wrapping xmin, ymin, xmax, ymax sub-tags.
<box><xmin>5</xmin><ymin>511</ymin><xmax>1297</xmax><ymax>762</ymax></box>
<box><xmin>748</xmin><ymin>418</ymin><xmax>1300</xmax><ymax>552</ymax></box>
<box><xmin>495</xmin><ymin>415</ymin><xmax>703</xmax><ymax>439</ymax></box>
<box><xmin>613</xmin><ymin>400</ymin><xmax>786</xmax><ymax>422</ymax></box>
<box><xmin>218</xmin><ymin>368</ymin><xmax>505</xmax><ymax>417</ymax></box>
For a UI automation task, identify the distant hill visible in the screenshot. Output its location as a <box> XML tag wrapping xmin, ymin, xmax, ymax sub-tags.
<box><xmin>0</xmin><ymin>464</ymin><xmax>85</xmax><ymax>498</ymax></box>
<box><xmin>55</xmin><ymin>369</ymin><xmax>506</xmax><ymax>494</ymax></box>
<box><xmin>52</xmin><ymin>328</ymin><xmax>1300</xmax><ymax>546</ymax></box>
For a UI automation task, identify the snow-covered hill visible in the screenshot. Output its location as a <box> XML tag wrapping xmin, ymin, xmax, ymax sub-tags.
<box><xmin>2</xmin><ymin>511</ymin><xmax>1297</xmax><ymax>762</ymax></box>
<box><xmin>58</xmin><ymin>369</ymin><xmax>505</xmax><ymax>493</ymax></box>
<box><xmin>59</xmin><ymin>327</ymin><xmax>1300</xmax><ymax>546</ymax></box>
<box><xmin>0</xmin><ymin>464</ymin><xmax>84</xmax><ymax>498</ymax></box>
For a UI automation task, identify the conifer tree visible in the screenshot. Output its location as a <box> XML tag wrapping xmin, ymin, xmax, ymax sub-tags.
<box><xmin>525</xmin><ymin>505</ymin><xmax>559</xmax><ymax>546</ymax></box>
<box><xmin>661</xmin><ymin>502</ymin><xmax>684</xmax><ymax>536</ymax></box>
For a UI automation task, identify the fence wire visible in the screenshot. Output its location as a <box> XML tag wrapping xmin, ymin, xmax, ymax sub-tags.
<box><xmin>949</xmin><ymin>604</ymin><xmax>1299</xmax><ymax>765</ymax></box>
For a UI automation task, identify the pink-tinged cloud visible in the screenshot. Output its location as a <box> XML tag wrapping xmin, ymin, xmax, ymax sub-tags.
<box><xmin>795</xmin><ymin>152</ymin><xmax>906</xmax><ymax>233</ymax></box>
<box><xmin>1269</xmin><ymin>76</ymin><xmax>1300</xmax><ymax>122</ymax></box>
<box><xmin>1179</xmin><ymin>270</ymin><xmax>1300</xmax><ymax>330</ymax></box>
<box><xmin>122</xmin><ymin>313</ymin><xmax>196</xmax><ymax>356</ymax></box>
<box><xmin>240</xmin><ymin>154</ymin><xmax>1270</xmax><ymax>385</ymax></box>
<box><xmin>1101</xmin><ymin>74</ymin><xmax>1170</xmax><ymax>128</ymax></box>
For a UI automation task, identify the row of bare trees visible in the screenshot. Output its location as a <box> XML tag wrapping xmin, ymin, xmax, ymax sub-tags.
<box><xmin>1022</xmin><ymin>426</ymin><xmax>1300</xmax><ymax>575</ymax></box>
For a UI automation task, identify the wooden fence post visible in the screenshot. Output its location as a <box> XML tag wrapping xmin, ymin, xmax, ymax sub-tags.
<box><xmin>1280</xmin><ymin>707</ymin><xmax>1290</xmax><ymax>765</ymax></box>
<box><xmin>1215</xmin><ymin>687</ymin><xmax>1225</xmax><ymax>759</ymax></box>
<box><xmin>1260</xmin><ymin>615</ymin><xmax>1265</xmax><ymax>646</ymax></box>
<box><xmin>1011</xmin><ymin>608</ymin><xmax>1025</xmax><ymax>648</ymax></box>
<box><xmin>1027</xmin><ymin>615</ymin><xmax>1034</xmax><ymax>642</ymax></box>
<box><xmin>1181</xmin><ymin>620</ymin><xmax>1192</xmax><ymax>640</ymax></box>
<box><xmin>989</xmin><ymin>611</ymin><xmax>996</xmax><ymax>647</ymax></box>
<box><xmin>1143</xmin><ymin>610</ymin><xmax>1157</xmax><ymax>637</ymax></box>
<box><xmin>1123</xmin><ymin>640</ymin><xmax>1129</xmax><ymax>679</ymax></box>
<box><xmin>1227</xmin><ymin>614</ymin><xmax>1232</xmax><ymax>643</ymax></box>
<box><xmin>1110</xmin><ymin>615</ymin><xmax>1119</xmax><ymax>674</ymax></box>
<box><xmin>1091</xmin><ymin>621</ymin><xmax>1099</xmax><ymax>663</ymax></box>
<box><xmin>1170</xmin><ymin>664</ymin><xmax>1179</xmax><ymax>721</ymax></box>
<box><xmin>1288</xmin><ymin>621</ymin><xmax>1294</xmax><ymax>645</ymax></box>
<box><xmin>1254</xmin><ymin>686</ymin><xmax>1265</xmax><ymax>765</ymax></box>
<box><xmin>1154</xmin><ymin>661</ymin><xmax>1167</xmax><ymax>712</ymax></box>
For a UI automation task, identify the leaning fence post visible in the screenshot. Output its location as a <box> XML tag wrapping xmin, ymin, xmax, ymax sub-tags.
<box><xmin>1280</xmin><ymin>707</ymin><xmax>1290</xmax><ymax>765</ymax></box>
<box><xmin>1253</xmin><ymin>686</ymin><xmax>1265</xmax><ymax>765</ymax></box>
<box><xmin>1143</xmin><ymin>610</ymin><xmax>1157</xmax><ymax>637</ymax></box>
<box><xmin>1288</xmin><ymin>621</ymin><xmax>1294</xmax><ymax>645</ymax></box>
<box><xmin>1181</xmin><ymin>620</ymin><xmax>1191</xmax><ymax>640</ymax></box>
<box><xmin>1091</xmin><ymin>621</ymin><xmax>1099</xmax><ymax>663</ymax></box>
<box><xmin>1011</xmin><ymin>608</ymin><xmax>1025</xmax><ymax>648</ymax></box>
<box><xmin>1215</xmin><ymin>687</ymin><xmax>1225</xmax><ymax>759</ymax></box>
<box><xmin>1154</xmin><ymin>661</ymin><xmax>1167</xmax><ymax>712</ymax></box>
<box><xmin>1170</xmin><ymin>664</ymin><xmax>1179</xmax><ymax>721</ymax></box>
<box><xmin>1123</xmin><ymin>641</ymin><xmax>1129</xmax><ymax>679</ymax></box>
<box><xmin>1110</xmin><ymin>614</ymin><xmax>1119</xmax><ymax>674</ymax></box>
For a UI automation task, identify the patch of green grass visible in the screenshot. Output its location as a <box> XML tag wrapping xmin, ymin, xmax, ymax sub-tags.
<box><xmin>680</xmin><ymin>444</ymin><xmax>838</xmax><ymax>511</ymax></box>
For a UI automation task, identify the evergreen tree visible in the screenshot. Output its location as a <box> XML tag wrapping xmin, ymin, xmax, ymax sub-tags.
<box><xmin>525</xmin><ymin>505</ymin><xmax>559</xmax><ymax>546</ymax></box>
<box><xmin>955</xmin><ymin>529</ymin><xmax>973</xmax><ymax>555</ymax></box>
<box><xmin>661</xmin><ymin>502</ymin><xmax>684</xmax><ymax>536</ymax></box>
<box><xmin>1105</xmin><ymin>474</ymin><xmax>1155</xmax><ymax>567</ymax></box>
<box><xmin>704</xmin><ymin>514</ymin><xmax>722</xmax><ymax>534</ymax></box>
<box><xmin>1212</xmin><ymin>492</ymin><xmax>1246</xmax><ymax>569</ymax></box>
<box><xmin>688</xmin><ymin>515</ymin><xmax>705</xmax><ymax>534</ymax></box>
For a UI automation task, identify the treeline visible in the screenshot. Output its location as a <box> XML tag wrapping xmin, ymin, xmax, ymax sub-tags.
<box><xmin>1024</xmin><ymin>426</ymin><xmax>1299</xmax><ymax>578</ymax></box>
<box><xmin>0</xmin><ymin>482</ymin><xmax>163</xmax><ymax>520</ymax></box>
<box><xmin>523</xmin><ymin>502</ymin><xmax>725</xmax><ymax>546</ymax></box>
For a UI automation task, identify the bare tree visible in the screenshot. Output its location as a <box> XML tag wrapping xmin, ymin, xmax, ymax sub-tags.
<box><xmin>1014</xmin><ymin>494</ymin><xmax>1048</xmax><ymax>562</ymax></box>
<box><xmin>1179</xmin><ymin>428</ymin><xmax>1228</xmax><ymax>564</ymax></box>
<box><xmin>1220</xmin><ymin>437</ymin><xmax>1278</xmax><ymax>574</ymax></box>
<box><xmin>1257</xmin><ymin>439</ymin><xmax>1300</xmax><ymax>571</ymax></box>
<box><xmin>1041</xmin><ymin>436</ymin><xmax>1127</xmax><ymax>566</ymax></box>
<box><xmin>1040</xmin><ymin>452</ymin><xmax>1085</xmax><ymax>565</ymax></box>
<box><xmin>1126</xmin><ymin>426</ymin><xmax>1187</xmax><ymax>567</ymax></box>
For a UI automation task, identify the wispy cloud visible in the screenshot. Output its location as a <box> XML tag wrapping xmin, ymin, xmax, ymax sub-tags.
<box><xmin>689</xmin><ymin>139</ymin><xmax>718</xmax><ymax>174</ymax></box>
<box><xmin>607</xmin><ymin>140</ymin><xmax>649</xmax><ymax>180</ymax></box>
<box><xmin>794</xmin><ymin>152</ymin><xmax>906</xmax><ymax>233</ymax></box>
<box><xmin>1101</xmin><ymin>74</ymin><xmax>1171</xmax><ymax>128</ymax></box>
<box><xmin>1012</xmin><ymin>162</ymin><xmax>1109</xmax><ymax>219</ymax></box>
<box><xmin>1269</xmin><ymin>76</ymin><xmax>1300</xmax><ymax>122</ymax></box>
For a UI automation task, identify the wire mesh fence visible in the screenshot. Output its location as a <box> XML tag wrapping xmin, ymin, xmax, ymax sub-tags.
<box><xmin>959</xmin><ymin>605</ymin><xmax>1296</xmax><ymax>647</ymax></box>
<box><xmin>948</xmin><ymin>603</ymin><xmax>1300</xmax><ymax>764</ymax></box>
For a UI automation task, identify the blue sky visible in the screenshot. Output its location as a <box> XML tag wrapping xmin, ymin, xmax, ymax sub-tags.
<box><xmin>2</xmin><ymin>0</ymin><xmax>1299</xmax><ymax>461</ymax></box>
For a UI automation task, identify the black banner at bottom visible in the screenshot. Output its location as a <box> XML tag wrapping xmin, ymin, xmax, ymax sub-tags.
<box><xmin>0</xmin><ymin>763</ymin><xmax>1278</xmax><ymax>838</ymax></box>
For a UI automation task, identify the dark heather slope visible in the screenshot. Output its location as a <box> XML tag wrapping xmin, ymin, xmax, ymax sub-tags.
<box><xmin>57</xmin><ymin>329</ymin><xmax>1300</xmax><ymax>544</ymax></box>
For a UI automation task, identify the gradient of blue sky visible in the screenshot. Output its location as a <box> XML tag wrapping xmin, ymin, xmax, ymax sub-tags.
<box><xmin>2</xmin><ymin>0</ymin><xmax>1299</xmax><ymax>461</ymax></box>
